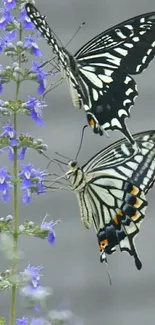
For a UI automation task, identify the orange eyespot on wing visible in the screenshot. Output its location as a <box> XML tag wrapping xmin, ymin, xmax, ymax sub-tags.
<box><xmin>88</xmin><ymin>118</ymin><xmax>95</xmax><ymax>128</ymax></box>
<box><xmin>99</xmin><ymin>239</ymin><xmax>108</xmax><ymax>251</ymax></box>
<box><xmin>131</xmin><ymin>186</ymin><xmax>139</xmax><ymax>195</ymax></box>
<box><xmin>113</xmin><ymin>216</ymin><xmax>119</xmax><ymax>225</ymax></box>
<box><xmin>116</xmin><ymin>209</ymin><xmax>123</xmax><ymax>216</ymax></box>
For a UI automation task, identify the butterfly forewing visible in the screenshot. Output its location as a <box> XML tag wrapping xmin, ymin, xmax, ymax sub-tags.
<box><xmin>75</xmin><ymin>11</ymin><xmax>155</xmax><ymax>75</ymax></box>
<box><xmin>83</xmin><ymin>130</ymin><xmax>155</xmax><ymax>193</ymax></box>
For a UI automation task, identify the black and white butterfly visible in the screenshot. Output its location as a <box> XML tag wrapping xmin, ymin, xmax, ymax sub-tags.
<box><xmin>53</xmin><ymin>130</ymin><xmax>155</xmax><ymax>271</ymax></box>
<box><xmin>26</xmin><ymin>4</ymin><xmax>155</xmax><ymax>147</ymax></box>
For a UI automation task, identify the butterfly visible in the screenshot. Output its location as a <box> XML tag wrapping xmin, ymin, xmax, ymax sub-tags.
<box><xmin>26</xmin><ymin>3</ymin><xmax>155</xmax><ymax>148</ymax></box>
<box><xmin>52</xmin><ymin>130</ymin><xmax>155</xmax><ymax>271</ymax></box>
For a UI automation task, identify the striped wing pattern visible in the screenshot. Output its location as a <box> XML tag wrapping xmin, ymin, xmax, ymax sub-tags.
<box><xmin>83</xmin><ymin>130</ymin><xmax>155</xmax><ymax>193</ymax></box>
<box><xmin>69</xmin><ymin>130</ymin><xmax>155</xmax><ymax>269</ymax></box>
<box><xmin>25</xmin><ymin>4</ymin><xmax>155</xmax><ymax>146</ymax></box>
<box><xmin>78</xmin><ymin>176</ymin><xmax>147</xmax><ymax>270</ymax></box>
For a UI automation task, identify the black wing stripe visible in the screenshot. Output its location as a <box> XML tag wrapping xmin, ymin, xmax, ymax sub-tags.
<box><xmin>92</xmin><ymin>179</ymin><xmax>147</xmax><ymax>268</ymax></box>
<box><xmin>75</xmin><ymin>12</ymin><xmax>155</xmax><ymax>58</ymax></box>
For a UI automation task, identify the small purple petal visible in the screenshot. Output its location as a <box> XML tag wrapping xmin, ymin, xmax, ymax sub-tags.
<box><xmin>3</xmin><ymin>0</ymin><xmax>16</xmax><ymax>10</ymax></box>
<box><xmin>34</xmin><ymin>304</ymin><xmax>40</xmax><ymax>312</ymax></box>
<box><xmin>18</xmin><ymin>147</ymin><xmax>27</xmax><ymax>160</ymax></box>
<box><xmin>38</xmin><ymin>81</ymin><xmax>45</xmax><ymax>95</ymax></box>
<box><xmin>48</xmin><ymin>231</ymin><xmax>56</xmax><ymax>246</ymax></box>
<box><xmin>2</xmin><ymin>189</ymin><xmax>10</xmax><ymax>202</ymax></box>
<box><xmin>7</xmin><ymin>147</ymin><xmax>14</xmax><ymax>161</ymax></box>
<box><xmin>22</xmin><ymin>189</ymin><xmax>32</xmax><ymax>205</ymax></box>
<box><xmin>6</xmin><ymin>30</ymin><xmax>17</xmax><ymax>41</ymax></box>
<box><xmin>0</xmin><ymin>83</ymin><xmax>3</xmax><ymax>93</ymax></box>
<box><xmin>19</xmin><ymin>9</ymin><xmax>35</xmax><ymax>29</ymax></box>
<box><xmin>24</xmin><ymin>36</ymin><xmax>42</xmax><ymax>56</ymax></box>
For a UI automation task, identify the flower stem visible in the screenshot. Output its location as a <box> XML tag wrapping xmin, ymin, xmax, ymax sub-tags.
<box><xmin>9</xmin><ymin>24</ymin><xmax>22</xmax><ymax>325</ymax></box>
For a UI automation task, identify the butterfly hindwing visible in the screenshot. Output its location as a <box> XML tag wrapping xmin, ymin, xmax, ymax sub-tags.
<box><xmin>79</xmin><ymin>68</ymin><xmax>138</xmax><ymax>141</ymax></box>
<box><xmin>86</xmin><ymin>176</ymin><xmax>147</xmax><ymax>269</ymax></box>
<box><xmin>76</xmin><ymin>12</ymin><xmax>155</xmax><ymax>141</ymax></box>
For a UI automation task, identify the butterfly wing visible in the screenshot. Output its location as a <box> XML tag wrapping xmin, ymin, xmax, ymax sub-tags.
<box><xmin>77</xmin><ymin>68</ymin><xmax>137</xmax><ymax>143</ymax></box>
<box><xmin>25</xmin><ymin>4</ymin><xmax>155</xmax><ymax>145</ymax></box>
<box><xmin>83</xmin><ymin>130</ymin><xmax>155</xmax><ymax>194</ymax></box>
<box><xmin>75</xmin><ymin>12</ymin><xmax>155</xmax><ymax>140</ymax></box>
<box><xmin>79</xmin><ymin>175</ymin><xmax>147</xmax><ymax>269</ymax></box>
<box><xmin>75</xmin><ymin>11</ymin><xmax>155</xmax><ymax>74</ymax></box>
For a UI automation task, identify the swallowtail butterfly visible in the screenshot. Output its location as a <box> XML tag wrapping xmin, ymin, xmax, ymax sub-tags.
<box><xmin>61</xmin><ymin>130</ymin><xmax>155</xmax><ymax>270</ymax></box>
<box><xmin>26</xmin><ymin>3</ymin><xmax>155</xmax><ymax>147</ymax></box>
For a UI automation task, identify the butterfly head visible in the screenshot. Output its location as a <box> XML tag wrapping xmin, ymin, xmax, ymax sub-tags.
<box><xmin>66</xmin><ymin>160</ymin><xmax>85</xmax><ymax>190</ymax></box>
<box><xmin>67</xmin><ymin>160</ymin><xmax>79</xmax><ymax>177</ymax></box>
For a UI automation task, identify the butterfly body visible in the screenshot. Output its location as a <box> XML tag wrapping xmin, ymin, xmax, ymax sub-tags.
<box><xmin>64</xmin><ymin>130</ymin><xmax>155</xmax><ymax>269</ymax></box>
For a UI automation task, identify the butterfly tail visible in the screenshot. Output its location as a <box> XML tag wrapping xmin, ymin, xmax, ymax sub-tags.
<box><xmin>98</xmin><ymin>183</ymin><xmax>147</xmax><ymax>270</ymax></box>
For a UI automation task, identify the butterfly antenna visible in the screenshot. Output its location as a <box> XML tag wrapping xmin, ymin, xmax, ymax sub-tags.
<box><xmin>54</xmin><ymin>158</ymin><xmax>68</xmax><ymax>166</ymax></box>
<box><xmin>55</xmin><ymin>152</ymin><xmax>71</xmax><ymax>161</ymax></box>
<box><xmin>75</xmin><ymin>125</ymin><xmax>88</xmax><ymax>160</ymax></box>
<box><xmin>39</xmin><ymin>21</ymin><xmax>86</xmax><ymax>71</ymax></box>
<box><xmin>41</xmin><ymin>152</ymin><xmax>66</xmax><ymax>172</ymax></box>
<box><xmin>65</xmin><ymin>21</ymin><xmax>86</xmax><ymax>48</ymax></box>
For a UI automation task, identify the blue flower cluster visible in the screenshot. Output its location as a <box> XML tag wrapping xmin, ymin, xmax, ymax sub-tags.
<box><xmin>0</xmin><ymin>123</ymin><xmax>47</xmax><ymax>203</ymax></box>
<box><xmin>0</xmin><ymin>0</ymin><xmax>61</xmax><ymax>323</ymax></box>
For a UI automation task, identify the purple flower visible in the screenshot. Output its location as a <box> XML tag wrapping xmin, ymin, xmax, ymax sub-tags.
<box><xmin>19</xmin><ymin>164</ymin><xmax>46</xmax><ymax>204</ymax></box>
<box><xmin>24</xmin><ymin>35</ymin><xmax>42</xmax><ymax>56</ymax></box>
<box><xmin>24</xmin><ymin>96</ymin><xmax>47</xmax><ymax>126</ymax></box>
<box><xmin>3</xmin><ymin>0</ymin><xmax>16</xmax><ymax>10</ymax></box>
<box><xmin>16</xmin><ymin>318</ymin><xmax>49</xmax><ymax>325</ymax></box>
<box><xmin>0</xmin><ymin>31</ymin><xmax>17</xmax><ymax>52</ymax></box>
<box><xmin>1</xmin><ymin>123</ymin><xmax>18</xmax><ymax>146</ymax></box>
<box><xmin>19</xmin><ymin>8</ymin><xmax>35</xmax><ymax>29</ymax></box>
<box><xmin>40</xmin><ymin>220</ymin><xmax>58</xmax><ymax>246</ymax></box>
<box><xmin>20</xmin><ymin>265</ymin><xmax>50</xmax><ymax>312</ymax></box>
<box><xmin>31</xmin><ymin>62</ymin><xmax>47</xmax><ymax>95</ymax></box>
<box><xmin>21</xmin><ymin>265</ymin><xmax>43</xmax><ymax>286</ymax></box>
<box><xmin>19</xmin><ymin>163</ymin><xmax>36</xmax><ymax>187</ymax></box>
<box><xmin>0</xmin><ymin>9</ymin><xmax>13</xmax><ymax>28</ymax></box>
<box><xmin>16</xmin><ymin>318</ymin><xmax>28</xmax><ymax>325</ymax></box>
<box><xmin>0</xmin><ymin>167</ymin><xmax>13</xmax><ymax>202</ymax></box>
<box><xmin>6</xmin><ymin>30</ymin><xmax>17</xmax><ymax>41</ymax></box>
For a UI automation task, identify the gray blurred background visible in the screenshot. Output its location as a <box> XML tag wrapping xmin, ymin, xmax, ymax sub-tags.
<box><xmin>1</xmin><ymin>0</ymin><xmax>155</xmax><ymax>323</ymax></box>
